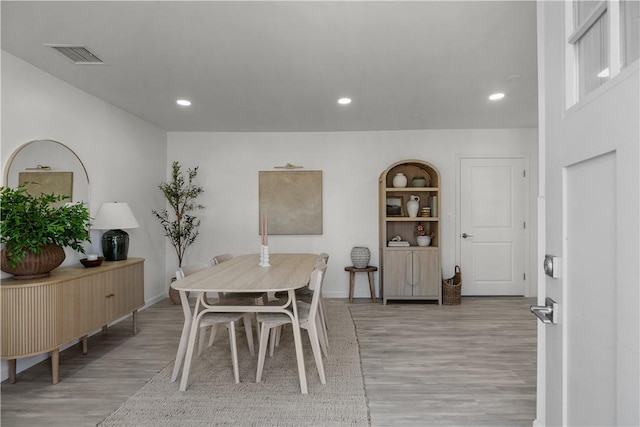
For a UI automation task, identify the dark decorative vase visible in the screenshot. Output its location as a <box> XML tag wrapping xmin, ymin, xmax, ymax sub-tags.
<box><xmin>0</xmin><ymin>244</ymin><xmax>66</xmax><ymax>280</ymax></box>
<box><xmin>169</xmin><ymin>277</ymin><xmax>188</xmax><ymax>305</ymax></box>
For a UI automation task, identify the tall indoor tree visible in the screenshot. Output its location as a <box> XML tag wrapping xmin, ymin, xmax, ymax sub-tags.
<box><xmin>152</xmin><ymin>161</ymin><xmax>204</xmax><ymax>303</ymax></box>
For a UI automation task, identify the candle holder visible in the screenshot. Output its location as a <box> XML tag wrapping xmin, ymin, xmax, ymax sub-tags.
<box><xmin>260</xmin><ymin>245</ymin><xmax>271</xmax><ymax>267</ymax></box>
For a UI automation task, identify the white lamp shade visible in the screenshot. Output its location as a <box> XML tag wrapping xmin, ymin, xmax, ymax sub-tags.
<box><xmin>92</xmin><ymin>202</ymin><xmax>140</xmax><ymax>230</ymax></box>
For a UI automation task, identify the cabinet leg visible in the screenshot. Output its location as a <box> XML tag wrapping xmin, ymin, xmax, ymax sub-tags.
<box><xmin>8</xmin><ymin>359</ymin><xmax>16</xmax><ymax>384</ymax></box>
<box><xmin>51</xmin><ymin>349</ymin><xmax>59</xmax><ymax>384</ymax></box>
<box><xmin>102</xmin><ymin>325</ymin><xmax>108</xmax><ymax>335</ymax></box>
<box><xmin>132</xmin><ymin>310</ymin><xmax>138</xmax><ymax>335</ymax></box>
<box><xmin>81</xmin><ymin>335</ymin><xmax>88</xmax><ymax>355</ymax></box>
<box><xmin>368</xmin><ymin>271</ymin><xmax>376</xmax><ymax>302</ymax></box>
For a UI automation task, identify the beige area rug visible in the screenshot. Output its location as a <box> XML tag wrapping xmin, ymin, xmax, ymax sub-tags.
<box><xmin>99</xmin><ymin>300</ymin><xmax>369</xmax><ymax>426</ymax></box>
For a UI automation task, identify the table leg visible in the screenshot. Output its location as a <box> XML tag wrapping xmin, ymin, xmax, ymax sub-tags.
<box><xmin>349</xmin><ymin>272</ymin><xmax>355</xmax><ymax>303</ymax></box>
<box><xmin>179</xmin><ymin>293</ymin><xmax>203</xmax><ymax>391</ymax></box>
<box><xmin>171</xmin><ymin>292</ymin><xmax>192</xmax><ymax>382</ymax></box>
<box><xmin>368</xmin><ymin>271</ymin><xmax>376</xmax><ymax>302</ymax></box>
<box><xmin>289</xmin><ymin>289</ymin><xmax>308</xmax><ymax>394</ymax></box>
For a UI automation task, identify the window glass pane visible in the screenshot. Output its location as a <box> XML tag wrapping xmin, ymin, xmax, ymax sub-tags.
<box><xmin>575</xmin><ymin>0</ymin><xmax>603</xmax><ymax>26</ymax></box>
<box><xmin>621</xmin><ymin>0</ymin><xmax>640</xmax><ymax>67</ymax></box>
<box><xmin>576</xmin><ymin>11</ymin><xmax>609</xmax><ymax>98</ymax></box>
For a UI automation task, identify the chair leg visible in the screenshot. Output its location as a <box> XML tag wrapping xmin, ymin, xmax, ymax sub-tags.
<box><xmin>318</xmin><ymin>298</ymin><xmax>329</xmax><ymax>348</ymax></box>
<box><xmin>256</xmin><ymin>322</ymin><xmax>271</xmax><ymax>382</ymax></box>
<box><xmin>197</xmin><ymin>327</ymin><xmax>208</xmax><ymax>356</ymax></box>
<box><xmin>227</xmin><ymin>322</ymin><xmax>240</xmax><ymax>384</ymax></box>
<box><xmin>243</xmin><ymin>313</ymin><xmax>255</xmax><ymax>356</ymax></box>
<box><xmin>316</xmin><ymin>313</ymin><xmax>329</xmax><ymax>359</ymax></box>
<box><xmin>207</xmin><ymin>324</ymin><xmax>219</xmax><ymax>348</ymax></box>
<box><xmin>269</xmin><ymin>327</ymin><xmax>277</xmax><ymax>357</ymax></box>
<box><xmin>306</xmin><ymin>323</ymin><xmax>326</xmax><ymax>384</ymax></box>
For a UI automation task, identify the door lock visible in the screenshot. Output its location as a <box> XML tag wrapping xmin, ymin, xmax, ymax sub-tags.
<box><xmin>530</xmin><ymin>297</ymin><xmax>558</xmax><ymax>324</ymax></box>
<box><xmin>461</xmin><ymin>233</ymin><xmax>473</xmax><ymax>239</ymax></box>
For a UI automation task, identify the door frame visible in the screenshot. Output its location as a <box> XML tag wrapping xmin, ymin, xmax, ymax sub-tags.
<box><xmin>455</xmin><ymin>154</ymin><xmax>535</xmax><ymax>297</ymax></box>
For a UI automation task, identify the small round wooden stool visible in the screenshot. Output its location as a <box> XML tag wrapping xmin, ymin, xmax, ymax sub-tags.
<box><xmin>345</xmin><ymin>266</ymin><xmax>378</xmax><ymax>303</ymax></box>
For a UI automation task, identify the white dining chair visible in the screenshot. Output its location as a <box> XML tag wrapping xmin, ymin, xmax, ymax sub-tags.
<box><xmin>273</xmin><ymin>253</ymin><xmax>330</xmax><ymax>350</ymax></box>
<box><xmin>210</xmin><ymin>253</ymin><xmax>269</xmax><ymax>305</ymax></box>
<box><xmin>171</xmin><ymin>269</ymin><xmax>255</xmax><ymax>384</ymax></box>
<box><xmin>255</xmin><ymin>261</ymin><xmax>328</xmax><ymax>385</ymax></box>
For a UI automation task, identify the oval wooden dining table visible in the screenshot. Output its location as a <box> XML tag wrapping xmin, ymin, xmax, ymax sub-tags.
<box><xmin>171</xmin><ymin>253</ymin><xmax>319</xmax><ymax>394</ymax></box>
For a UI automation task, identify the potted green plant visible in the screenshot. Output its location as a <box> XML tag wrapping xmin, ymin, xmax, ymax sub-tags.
<box><xmin>152</xmin><ymin>161</ymin><xmax>204</xmax><ymax>304</ymax></box>
<box><xmin>0</xmin><ymin>185</ymin><xmax>91</xmax><ymax>279</ymax></box>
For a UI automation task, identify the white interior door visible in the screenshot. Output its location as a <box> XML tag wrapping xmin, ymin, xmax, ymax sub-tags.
<box><xmin>460</xmin><ymin>157</ymin><xmax>526</xmax><ymax>295</ymax></box>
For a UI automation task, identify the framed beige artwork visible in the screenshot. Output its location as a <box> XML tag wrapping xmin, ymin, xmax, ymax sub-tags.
<box><xmin>18</xmin><ymin>172</ymin><xmax>73</xmax><ymax>208</ymax></box>
<box><xmin>259</xmin><ymin>170</ymin><xmax>323</xmax><ymax>235</ymax></box>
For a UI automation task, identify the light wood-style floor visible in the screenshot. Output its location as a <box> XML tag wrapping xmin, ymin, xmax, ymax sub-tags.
<box><xmin>1</xmin><ymin>297</ymin><xmax>536</xmax><ymax>426</ymax></box>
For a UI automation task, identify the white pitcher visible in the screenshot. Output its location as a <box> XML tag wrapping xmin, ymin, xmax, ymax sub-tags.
<box><xmin>407</xmin><ymin>195</ymin><xmax>420</xmax><ymax>218</ymax></box>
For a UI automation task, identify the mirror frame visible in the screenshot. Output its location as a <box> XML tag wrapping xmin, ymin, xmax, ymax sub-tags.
<box><xmin>3</xmin><ymin>140</ymin><xmax>91</xmax><ymax>208</ymax></box>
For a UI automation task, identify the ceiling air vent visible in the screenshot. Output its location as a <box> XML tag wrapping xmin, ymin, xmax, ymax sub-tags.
<box><xmin>45</xmin><ymin>44</ymin><xmax>105</xmax><ymax>64</ymax></box>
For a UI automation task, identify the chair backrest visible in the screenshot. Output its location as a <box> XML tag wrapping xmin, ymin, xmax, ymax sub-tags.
<box><xmin>211</xmin><ymin>253</ymin><xmax>234</xmax><ymax>266</ymax></box>
<box><xmin>307</xmin><ymin>261</ymin><xmax>327</xmax><ymax>320</ymax></box>
<box><xmin>316</xmin><ymin>252</ymin><xmax>330</xmax><ymax>267</ymax></box>
<box><xmin>174</xmin><ymin>269</ymin><xmax>192</xmax><ymax>321</ymax></box>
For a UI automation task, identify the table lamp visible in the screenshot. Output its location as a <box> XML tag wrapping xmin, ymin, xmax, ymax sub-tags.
<box><xmin>92</xmin><ymin>202</ymin><xmax>140</xmax><ymax>261</ymax></box>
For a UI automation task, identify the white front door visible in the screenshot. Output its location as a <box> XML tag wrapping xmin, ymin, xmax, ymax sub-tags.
<box><xmin>459</xmin><ymin>157</ymin><xmax>527</xmax><ymax>295</ymax></box>
<box><xmin>537</xmin><ymin>2</ymin><xmax>640</xmax><ymax>425</ymax></box>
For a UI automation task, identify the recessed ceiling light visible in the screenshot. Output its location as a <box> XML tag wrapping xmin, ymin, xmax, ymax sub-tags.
<box><xmin>176</xmin><ymin>99</ymin><xmax>191</xmax><ymax>106</ymax></box>
<box><xmin>489</xmin><ymin>93</ymin><xmax>505</xmax><ymax>101</ymax></box>
<box><xmin>337</xmin><ymin>97</ymin><xmax>352</xmax><ymax>105</ymax></box>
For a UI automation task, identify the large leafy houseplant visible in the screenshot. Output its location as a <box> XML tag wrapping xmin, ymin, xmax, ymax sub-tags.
<box><xmin>152</xmin><ymin>161</ymin><xmax>204</xmax><ymax>269</ymax></box>
<box><xmin>0</xmin><ymin>185</ymin><xmax>91</xmax><ymax>274</ymax></box>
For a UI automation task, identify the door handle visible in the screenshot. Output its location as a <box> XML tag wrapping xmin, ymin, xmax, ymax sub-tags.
<box><xmin>530</xmin><ymin>297</ymin><xmax>558</xmax><ymax>324</ymax></box>
<box><xmin>462</xmin><ymin>233</ymin><xmax>473</xmax><ymax>239</ymax></box>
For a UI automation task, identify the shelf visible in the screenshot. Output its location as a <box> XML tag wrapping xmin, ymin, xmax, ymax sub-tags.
<box><xmin>386</xmin><ymin>187</ymin><xmax>438</xmax><ymax>192</ymax></box>
<box><xmin>386</xmin><ymin>217</ymin><xmax>438</xmax><ymax>222</ymax></box>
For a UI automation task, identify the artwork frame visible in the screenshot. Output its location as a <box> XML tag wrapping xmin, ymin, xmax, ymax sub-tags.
<box><xmin>259</xmin><ymin>170</ymin><xmax>323</xmax><ymax>235</ymax></box>
<box><xmin>18</xmin><ymin>171</ymin><xmax>73</xmax><ymax>208</ymax></box>
<box><xmin>386</xmin><ymin>196</ymin><xmax>404</xmax><ymax>217</ymax></box>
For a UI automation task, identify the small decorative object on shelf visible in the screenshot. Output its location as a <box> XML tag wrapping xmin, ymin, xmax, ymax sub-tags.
<box><xmin>392</xmin><ymin>173</ymin><xmax>408</xmax><ymax>188</ymax></box>
<box><xmin>420</xmin><ymin>206</ymin><xmax>431</xmax><ymax>217</ymax></box>
<box><xmin>406</xmin><ymin>195</ymin><xmax>420</xmax><ymax>218</ymax></box>
<box><xmin>415</xmin><ymin>223</ymin><xmax>435</xmax><ymax>247</ymax></box>
<box><xmin>411</xmin><ymin>176</ymin><xmax>426</xmax><ymax>187</ymax></box>
<box><xmin>350</xmin><ymin>246</ymin><xmax>370</xmax><ymax>268</ymax></box>
<box><xmin>80</xmin><ymin>256</ymin><xmax>105</xmax><ymax>268</ymax></box>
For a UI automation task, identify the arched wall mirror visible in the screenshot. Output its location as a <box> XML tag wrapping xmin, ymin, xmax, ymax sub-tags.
<box><xmin>3</xmin><ymin>140</ymin><xmax>90</xmax><ymax>210</ymax></box>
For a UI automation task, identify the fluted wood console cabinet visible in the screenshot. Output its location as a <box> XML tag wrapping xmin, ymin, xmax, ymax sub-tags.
<box><xmin>1</xmin><ymin>258</ymin><xmax>144</xmax><ymax>384</ymax></box>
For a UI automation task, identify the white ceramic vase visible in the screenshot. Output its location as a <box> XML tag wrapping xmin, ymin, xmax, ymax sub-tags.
<box><xmin>392</xmin><ymin>173</ymin><xmax>407</xmax><ymax>188</ymax></box>
<box><xmin>407</xmin><ymin>195</ymin><xmax>420</xmax><ymax>218</ymax></box>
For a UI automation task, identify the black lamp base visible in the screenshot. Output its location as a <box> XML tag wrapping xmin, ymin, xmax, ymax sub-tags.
<box><xmin>102</xmin><ymin>229</ymin><xmax>129</xmax><ymax>261</ymax></box>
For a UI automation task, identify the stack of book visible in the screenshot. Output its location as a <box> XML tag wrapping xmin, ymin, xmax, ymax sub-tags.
<box><xmin>388</xmin><ymin>240</ymin><xmax>410</xmax><ymax>247</ymax></box>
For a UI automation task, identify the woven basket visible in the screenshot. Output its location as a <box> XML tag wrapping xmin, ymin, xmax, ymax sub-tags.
<box><xmin>442</xmin><ymin>265</ymin><xmax>462</xmax><ymax>305</ymax></box>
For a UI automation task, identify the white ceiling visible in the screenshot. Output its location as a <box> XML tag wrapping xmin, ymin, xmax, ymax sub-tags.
<box><xmin>1</xmin><ymin>1</ymin><xmax>538</xmax><ymax>132</ymax></box>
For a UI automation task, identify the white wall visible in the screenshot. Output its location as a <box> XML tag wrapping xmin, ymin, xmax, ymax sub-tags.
<box><xmin>1</xmin><ymin>50</ymin><xmax>539</xmax><ymax>384</ymax></box>
<box><xmin>167</xmin><ymin>129</ymin><xmax>538</xmax><ymax>299</ymax></box>
<box><xmin>1</xmin><ymin>51</ymin><xmax>168</xmax><ymax>381</ymax></box>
